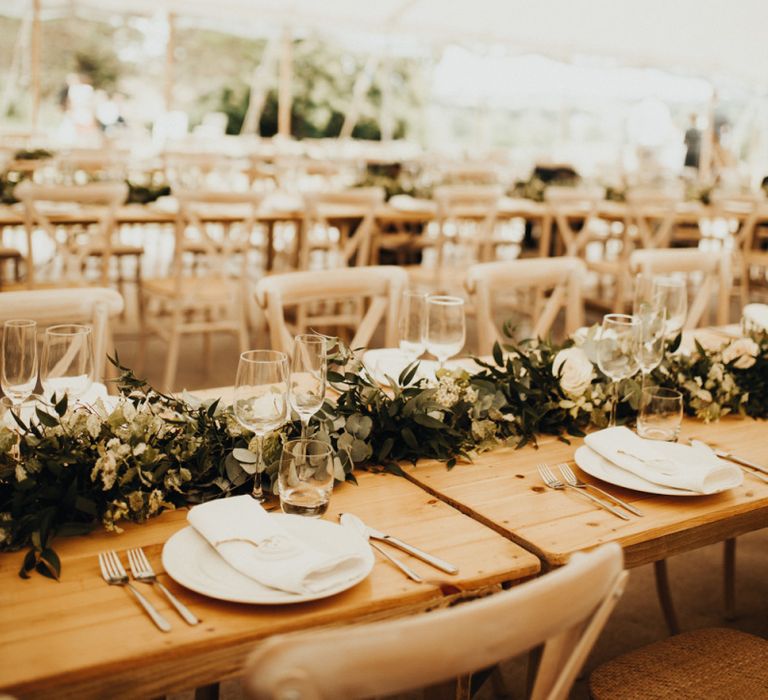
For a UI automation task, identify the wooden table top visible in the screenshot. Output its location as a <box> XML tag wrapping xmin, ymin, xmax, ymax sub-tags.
<box><xmin>402</xmin><ymin>416</ymin><xmax>768</xmax><ymax>569</ymax></box>
<box><xmin>0</xmin><ymin>471</ymin><xmax>538</xmax><ymax>699</ymax></box>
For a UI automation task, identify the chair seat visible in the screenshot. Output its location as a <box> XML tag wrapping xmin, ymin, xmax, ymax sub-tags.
<box><xmin>143</xmin><ymin>275</ymin><xmax>239</xmax><ymax>303</ymax></box>
<box><xmin>0</xmin><ymin>247</ymin><xmax>22</xmax><ymax>259</ymax></box>
<box><xmin>590</xmin><ymin>627</ymin><xmax>768</xmax><ymax>700</ymax></box>
<box><xmin>87</xmin><ymin>243</ymin><xmax>144</xmax><ymax>256</ymax></box>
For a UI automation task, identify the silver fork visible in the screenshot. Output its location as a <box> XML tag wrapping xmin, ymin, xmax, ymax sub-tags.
<box><xmin>127</xmin><ymin>548</ymin><xmax>200</xmax><ymax>625</ymax></box>
<box><xmin>98</xmin><ymin>550</ymin><xmax>172</xmax><ymax>632</ymax></box>
<box><xmin>537</xmin><ymin>463</ymin><xmax>630</xmax><ymax>521</ymax></box>
<box><xmin>558</xmin><ymin>463</ymin><xmax>644</xmax><ymax>517</ymax></box>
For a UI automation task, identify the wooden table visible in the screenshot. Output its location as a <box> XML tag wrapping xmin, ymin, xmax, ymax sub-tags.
<box><xmin>0</xmin><ymin>471</ymin><xmax>538</xmax><ymax>699</ymax></box>
<box><xmin>402</xmin><ymin>417</ymin><xmax>768</xmax><ymax>569</ymax></box>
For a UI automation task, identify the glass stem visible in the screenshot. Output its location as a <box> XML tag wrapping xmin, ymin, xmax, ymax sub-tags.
<box><xmin>251</xmin><ymin>434</ymin><xmax>265</xmax><ymax>502</ymax></box>
<box><xmin>300</xmin><ymin>416</ymin><xmax>309</xmax><ymax>440</ymax></box>
<box><xmin>609</xmin><ymin>379</ymin><xmax>618</xmax><ymax>427</ymax></box>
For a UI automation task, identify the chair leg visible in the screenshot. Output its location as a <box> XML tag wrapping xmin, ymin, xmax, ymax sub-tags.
<box><xmin>163</xmin><ymin>326</ymin><xmax>181</xmax><ymax>393</ymax></box>
<box><xmin>724</xmin><ymin>537</ymin><xmax>737</xmax><ymax>621</ymax></box>
<box><xmin>654</xmin><ymin>559</ymin><xmax>680</xmax><ymax>635</ymax></box>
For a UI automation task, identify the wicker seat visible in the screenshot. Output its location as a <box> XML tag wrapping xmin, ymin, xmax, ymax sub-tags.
<box><xmin>590</xmin><ymin>627</ymin><xmax>768</xmax><ymax>700</ymax></box>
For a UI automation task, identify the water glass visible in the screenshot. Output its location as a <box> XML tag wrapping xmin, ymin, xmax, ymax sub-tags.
<box><xmin>2</xmin><ymin>320</ymin><xmax>38</xmax><ymax>408</ymax></box>
<box><xmin>289</xmin><ymin>334</ymin><xmax>327</xmax><ymax>439</ymax></box>
<box><xmin>637</xmin><ymin>387</ymin><xmax>683</xmax><ymax>441</ymax></box>
<box><xmin>635</xmin><ymin>308</ymin><xmax>666</xmax><ymax>386</ymax></box>
<box><xmin>425</xmin><ymin>295</ymin><xmax>465</xmax><ymax>369</ymax></box>
<box><xmin>278</xmin><ymin>439</ymin><xmax>335</xmax><ymax>517</ymax></box>
<box><xmin>398</xmin><ymin>290</ymin><xmax>427</xmax><ymax>360</ymax></box>
<box><xmin>597</xmin><ymin>314</ymin><xmax>640</xmax><ymax>427</ymax></box>
<box><xmin>40</xmin><ymin>324</ymin><xmax>93</xmax><ymax>400</ymax></box>
<box><xmin>234</xmin><ymin>350</ymin><xmax>289</xmax><ymax>501</ymax></box>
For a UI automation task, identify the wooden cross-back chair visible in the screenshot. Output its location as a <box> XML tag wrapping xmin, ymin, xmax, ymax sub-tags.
<box><xmin>244</xmin><ymin>543</ymin><xmax>626</xmax><ymax>700</ymax></box>
<box><xmin>15</xmin><ymin>181</ymin><xmax>129</xmax><ymax>289</ymax></box>
<box><xmin>466</xmin><ymin>257</ymin><xmax>586</xmax><ymax>355</ymax></box>
<box><xmin>0</xmin><ymin>287</ymin><xmax>123</xmax><ymax>382</ymax></box>
<box><xmin>254</xmin><ymin>265</ymin><xmax>408</xmax><ymax>354</ymax></box>
<box><xmin>139</xmin><ymin>189</ymin><xmax>264</xmax><ymax>391</ymax></box>
<box><xmin>710</xmin><ymin>190</ymin><xmax>768</xmax><ymax>306</ymax></box>
<box><xmin>625</xmin><ymin>185</ymin><xmax>685</xmax><ymax>250</ymax></box>
<box><xmin>542</xmin><ymin>185</ymin><xmax>606</xmax><ymax>257</ymax></box>
<box><xmin>299</xmin><ymin>187</ymin><xmax>385</xmax><ymax>270</ymax></box>
<box><xmin>629</xmin><ymin>248</ymin><xmax>731</xmax><ymax>328</ymax></box>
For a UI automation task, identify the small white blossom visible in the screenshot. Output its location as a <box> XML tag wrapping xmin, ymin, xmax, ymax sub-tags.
<box><xmin>722</xmin><ymin>338</ymin><xmax>759</xmax><ymax>370</ymax></box>
<box><xmin>86</xmin><ymin>414</ymin><xmax>102</xmax><ymax>440</ymax></box>
<box><xmin>463</xmin><ymin>386</ymin><xmax>479</xmax><ymax>404</ymax></box>
<box><xmin>15</xmin><ymin>464</ymin><xmax>27</xmax><ymax>482</ymax></box>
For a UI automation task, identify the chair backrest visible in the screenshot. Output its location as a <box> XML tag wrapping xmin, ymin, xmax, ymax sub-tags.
<box><xmin>629</xmin><ymin>248</ymin><xmax>731</xmax><ymax>328</ymax></box>
<box><xmin>300</xmin><ymin>187</ymin><xmax>385</xmax><ymax>269</ymax></box>
<box><xmin>432</xmin><ymin>184</ymin><xmax>503</xmax><ymax>264</ymax></box>
<box><xmin>709</xmin><ymin>190</ymin><xmax>766</xmax><ymax>252</ymax></box>
<box><xmin>544</xmin><ymin>186</ymin><xmax>606</xmax><ymax>255</ymax></box>
<box><xmin>625</xmin><ymin>185</ymin><xmax>684</xmax><ymax>249</ymax></box>
<box><xmin>15</xmin><ymin>181</ymin><xmax>128</xmax><ymax>287</ymax></box>
<box><xmin>466</xmin><ymin>257</ymin><xmax>586</xmax><ymax>354</ymax></box>
<box><xmin>0</xmin><ymin>287</ymin><xmax>124</xmax><ymax>381</ymax></box>
<box><xmin>255</xmin><ymin>265</ymin><xmax>408</xmax><ymax>353</ymax></box>
<box><xmin>244</xmin><ymin>543</ymin><xmax>626</xmax><ymax>700</ymax></box>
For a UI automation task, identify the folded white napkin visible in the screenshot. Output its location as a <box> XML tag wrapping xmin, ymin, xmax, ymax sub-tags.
<box><xmin>187</xmin><ymin>495</ymin><xmax>367</xmax><ymax>595</ymax></box>
<box><xmin>584</xmin><ymin>427</ymin><xmax>742</xmax><ymax>494</ymax></box>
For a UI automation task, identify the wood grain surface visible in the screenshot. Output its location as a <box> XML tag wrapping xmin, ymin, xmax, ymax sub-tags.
<box><xmin>403</xmin><ymin>416</ymin><xmax>768</xmax><ymax>569</ymax></box>
<box><xmin>0</xmin><ymin>471</ymin><xmax>538</xmax><ymax>699</ymax></box>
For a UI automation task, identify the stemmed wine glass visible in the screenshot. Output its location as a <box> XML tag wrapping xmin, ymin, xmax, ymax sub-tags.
<box><xmin>289</xmin><ymin>334</ymin><xmax>326</xmax><ymax>439</ymax></box>
<box><xmin>634</xmin><ymin>308</ymin><xmax>666</xmax><ymax>390</ymax></box>
<box><xmin>40</xmin><ymin>324</ymin><xmax>94</xmax><ymax>401</ymax></box>
<box><xmin>234</xmin><ymin>350</ymin><xmax>289</xmax><ymax>501</ymax></box>
<box><xmin>596</xmin><ymin>314</ymin><xmax>640</xmax><ymax>427</ymax></box>
<box><xmin>2</xmin><ymin>320</ymin><xmax>38</xmax><ymax>414</ymax></box>
<box><xmin>398</xmin><ymin>290</ymin><xmax>427</xmax><ymax>361</ymax></box>
<box><xmin>425</xmin><ymin>295</ymin><xmax>465</xmax><ymax>370</ymax></box>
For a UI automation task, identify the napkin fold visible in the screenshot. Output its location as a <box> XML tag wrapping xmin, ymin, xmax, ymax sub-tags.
<box><xmin>187</xmin><ymin>495</ymin><xmax>367</xmax><ymax>595</ymax></box>
<box><xmin>584</xmin><ymin>427</ymin><xmax>742</xmax><ymax>494</ymax></box>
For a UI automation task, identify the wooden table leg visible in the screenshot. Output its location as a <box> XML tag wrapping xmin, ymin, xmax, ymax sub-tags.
<box><xmin>654</xmin><ymin>559</ymin><xmax>680</xmax><ymax>635</ymax></box>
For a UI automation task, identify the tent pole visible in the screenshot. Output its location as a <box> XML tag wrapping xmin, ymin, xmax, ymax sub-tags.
<box><xmin>241</xmin><ymin>36</ymin><xmax>279</xmax><ymax>135</ymax></box>
<box><xmin>164</xmin><ymin>12</ymin><xmax>176</xmax><ymax>112</ymax></box>
<box><xmin>30</xmin><ymin>0</ymin><xmax>41</xmax><ymax>130</ymax></box>
<box><xmin>277</xmin><ymin>26</ymin><xmax>292</xmax><ymax>138</ymax></box>
<box><xmin>340</xmin><ymin>54</ymin><xmax>380</xmax><ymax>139</ymax></box>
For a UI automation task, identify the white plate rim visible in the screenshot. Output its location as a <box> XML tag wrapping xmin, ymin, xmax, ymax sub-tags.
<box><xmin>161</xmin><ymin>515</ymin><xmax>375</xmax><ymax>604</ymax></box>
<box><xmin>574</xmin><ymin>444</ymin><xmax>735</xmax><ymax>497</ymax></box>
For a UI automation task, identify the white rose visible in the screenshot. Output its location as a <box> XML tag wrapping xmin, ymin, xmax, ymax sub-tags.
<box><xmin>722</xmin><ymin>338</ymin><xmax>759</xmax><ymax>370</ymax></box>
<box><xmin>552</xmin><ymin>347</ymin><xmax>595</xmax><ymax>397</ymax></box>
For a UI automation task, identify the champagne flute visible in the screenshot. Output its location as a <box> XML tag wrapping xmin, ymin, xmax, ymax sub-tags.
<box><xmin>597</xmin><ymin>314</ymin><xmax>640</xmax><ymax>427</ymax></box>
<box><xmin>425</xmin><ymin>295</ymin><xmax>465</xmax><ymax>370</ymax></box>
<box><xmin>651</xmin><ymin>277</ymin><xmax>687</xmax><ymax>337</ymax></box>
<box><xmin>635</xmin><ymin>309</ymin><xmax>666</xmax><ymax>390</ymax></box>
<box><xmin>398</xmin><ymin>290</ymin><xmax>427</xmax><ymax>361</ymax></box>
<box><xmin>40</xmin><ymin>324</ymin><xmax>94</xmax><ymax>401</ymax></box>
<box><xmin>1</xmin><ymin>320</ymin><xmax>38</xmax><ymax>413</ymax></box>
<box><xmin>234</xmin><ymin>350</ymin><xmax>289</xmax><ymax>501</ymax></box>
<box><xmin>289</xmin><ymin>334</ymin><xmax>326</xmax><ymax>439</ymax></box>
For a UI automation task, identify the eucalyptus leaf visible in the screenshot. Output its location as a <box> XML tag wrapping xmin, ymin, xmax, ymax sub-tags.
<box><xmin>233</xmin><ymin>448</ymin><xmax>259</xmax><ymax>464</ymax></box>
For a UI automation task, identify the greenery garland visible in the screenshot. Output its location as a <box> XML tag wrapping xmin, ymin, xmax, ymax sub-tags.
<box><xmin>1</xmin><ymin>326</ymin><xmax>766</xmax><ymax>580</ymax></box>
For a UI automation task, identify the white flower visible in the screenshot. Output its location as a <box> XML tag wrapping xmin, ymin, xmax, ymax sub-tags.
<box><xmin>15</xmin><ymin>464</ymin><xmax>27</xmax><ymax>482</ymax></box>
<box><xmin>463</xmin><ymin>386</ymin><xmax>479</xmax><ymax>404</ymax></box>
<box><xmin>552</xmin><ymin>347</ymin><xmax>595</xmax><ymax>397</ymax></box>
<box><xmin>86</xmin><ymin>414</ymin><xmax>102</xmax><ymax>440</ymax></box>
<box><xmin>435</xmin><ymin>376</ymin><xmax>461</xmax><ymax>408</ymax></box>
<box><xmin>722</xmin><ymin>338</ymin><xmax>759</xmax><ymax>369</ymax></box>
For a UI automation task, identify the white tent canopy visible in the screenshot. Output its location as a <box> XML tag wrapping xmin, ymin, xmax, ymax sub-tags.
<box><xmin>2</xmin><ymin>0</ymin><xmax>768</xmax><ymax>84</ymax></box>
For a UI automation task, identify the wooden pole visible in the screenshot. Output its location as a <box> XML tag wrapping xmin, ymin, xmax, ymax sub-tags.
<box><xmin>340</xmin><ymin>54</ymin><xmax>380</xmax><ymax>139</ymax></box>
<box><xmin>164</xmin><ymin>12</ymin><xmax>176</xmax><ymax>112</ymax></box>
<box><xmin>241</xmin><ymin>36</ymin><xmax>279</xmax><ymax>135</ymax></box>
<box><xmin>30</xmin><ymin>0</ymin><xmax>41</xmax><ymax>129</ymax></box>
<box><xmin>277</xmin><ymin>26</ymin><xmax>292</xmax><ymax>138</ymax></box>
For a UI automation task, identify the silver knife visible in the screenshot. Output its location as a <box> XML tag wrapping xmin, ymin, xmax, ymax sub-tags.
<box><xmin>341</xmin><ymin>513</ymin><xmax>459</xmax><ymax>575</ymax></box>
<box><xmin>367</xmin><ymin>529</ymin><xmax>459</xmax><ymax>575</ymax></box>
<box><xmin>690</xmin><ymin>440</ymin><xmax>768</xmax><ymax>475</ymax></box>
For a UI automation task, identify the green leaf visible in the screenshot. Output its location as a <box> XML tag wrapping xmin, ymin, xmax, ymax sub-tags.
<box><xmin>233</xmin><ymin>448</ymin><xmax>258</xmax><ymax>464</ymax></box>
<box><xmin>54</xmin><ymin>394</ymin><xmax>68</xmax><ymax>417</ymax></box>
<box><xmin>413</xmin><ymin>413</ymin><xmax>447</xmax><ymax>430</ymax></box>
<box><xmin>206</xmin><ymin>398</ymin><xmax>221</xmax><ymax>418</ymax></box>
<box><xmin>401</xmin><ymin>426</ymin><xmax>418</xmax><ymax>449</ymax></box>
<box><xmin>35</xmin><ymin>407</ymin><xmax>59</xmax><ymax>428</ymax></box>
<box><xmin>36</xmin><ymin>548</ymin><xmax>61</xmax><ymax>580</ymax></box>
<box><xmin>493</xmin><ymin>341</ymin><xmax>503</xmax><ymax>366</ymax></box>
<box><xmin>20</xmin><ymin>549</ymin><xmax>38</xmax><ymax>579</ymax></box>
<box><xmin>399</xmin><ymin>361</ymin><xmax>420</xmax><ymax>387</ymax></box>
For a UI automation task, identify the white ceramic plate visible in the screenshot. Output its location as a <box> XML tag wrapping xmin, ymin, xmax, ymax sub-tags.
<box><xmin>362</xmin><ymin>348</ymin><xmax>482</xmax><ymax>386</ymax></box>
<box><xmin>162</xmin><ymin>515</ymin><xmax>375</xmax><ymax>604</ymax></box>
<box><xmin>574</xmin><ymin>443</ymin><xmax>737</xmax><ymax>497</ymax></box>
